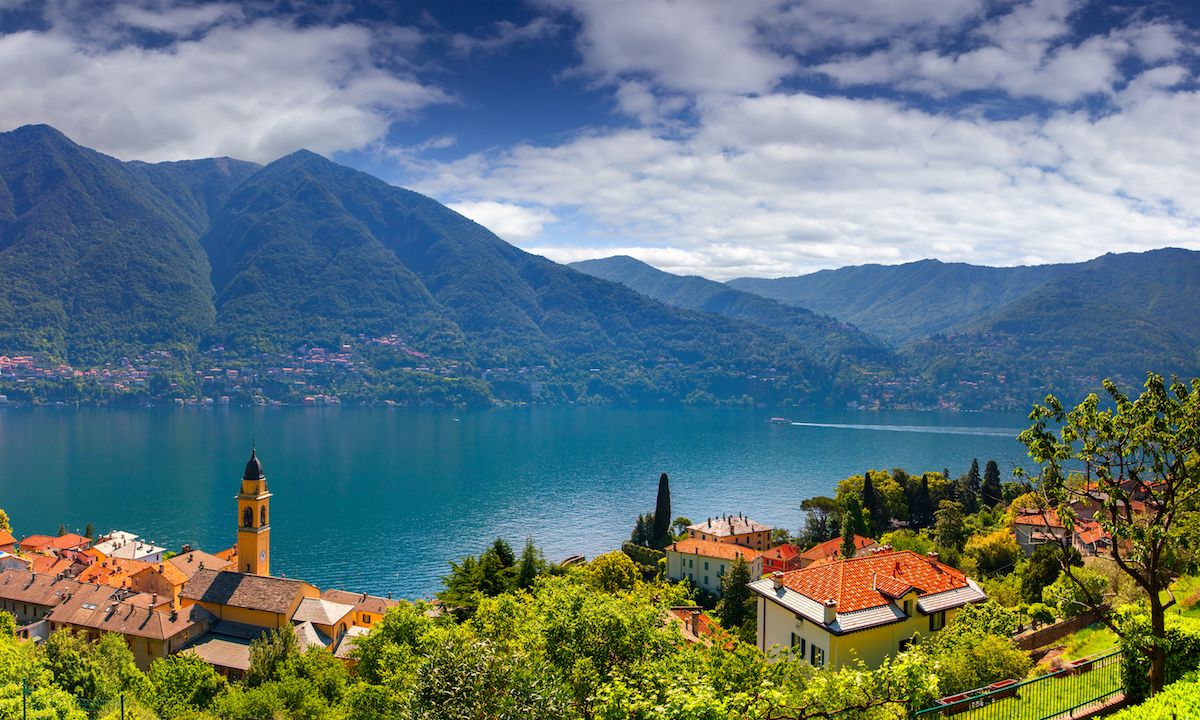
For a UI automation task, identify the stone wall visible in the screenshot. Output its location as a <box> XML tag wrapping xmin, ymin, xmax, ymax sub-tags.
<box><xmin>1015</xmin><ymin>608</ymin><xmax>1105</xmax><ymax>651</ymax></box>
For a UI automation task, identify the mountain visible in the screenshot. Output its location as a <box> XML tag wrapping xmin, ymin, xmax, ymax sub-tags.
<box><xmin>569</xmin><ymin>255</ymin><xmax>892</xmax><ymax>365</ymax></box>
<box><xmin>0</xmin><ymin>125</ymin><xmax>836</xmax><ymax>406</ymax></box>
<box><xmin>728</xmin><ymin>259</ymin><xmax>1078</xmax><ymax>345</ymax></box>
<box><xmin>0</xmin><ymin>125</ymin><xmax>252</xmax><ymax>361</ymax></box>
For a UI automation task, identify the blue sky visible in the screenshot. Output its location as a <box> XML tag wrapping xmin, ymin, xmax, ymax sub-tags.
<box><xmin>0</xmin><ymin>0</ymin><xmax>1198</xmax><ymax>279</ymax></box>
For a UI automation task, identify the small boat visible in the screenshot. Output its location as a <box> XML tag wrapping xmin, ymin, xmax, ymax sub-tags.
<box><xmin>769</xmin><ymin>417</ymin><xmax>790</xmax><ymax>425</ymax></box>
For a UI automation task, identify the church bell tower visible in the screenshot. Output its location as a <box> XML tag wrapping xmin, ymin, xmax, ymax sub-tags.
<box><xmin>236</xmin><ymin>448</ymin><xmax>272</xmax><ymax>576</ymax></box>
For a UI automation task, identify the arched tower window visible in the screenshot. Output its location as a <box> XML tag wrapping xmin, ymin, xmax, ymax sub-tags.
<box><xmin>260</xmin><ymin>507</ymin><xmax>267</xmax><ymax>526</ymax></box>
<box><xmin>243</xmin><ymin>507</ymin><xmax>253</xmax><ymax>528</ymax></box>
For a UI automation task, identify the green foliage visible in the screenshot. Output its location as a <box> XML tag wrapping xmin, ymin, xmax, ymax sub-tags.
<box><xmin>653</xmin><ymin>473</ymin><xmax>672</xmax><ymax>547</ymax></box>
<box><xmin>880</xmin><ymin>529</ymin><xmax>935</xmax><ymax>556</ymax></box>
<box><xmin>716</xmin><ymin>557</ymin><xmax>754</xmax><ymax>632</ymax></box>
<box><xmin>621</xmin><ymin>542</ymin><xmax>665</xmax><ymax>580</ymax></box>
<box><xmin>1021</xmin><ymin>543</ymin><xmax>1080</xmax><ymax>604</ymax></box>
<box><xmin>245</xmin><ymin>624</ymin><xmax>299</xmax><ymax>687</ymax></box>
<box><xmin>0</xmin><ymin>612</ymin><xmax>14</xmax><ymax>638</ymax></box>
<box><xmin>1027</xmin><ymin>603</ymin><xmax>1056</xmax><ymax>627</ymax></box>
<box><xmin>0</xmin><ymin>507</ymin><xmax>10</xmax><ymax>533</ymax></box>
<box><xmin>1109</xmin><ymin>671</ymin><xmax>1200</xmax><ymax>719</ymax></box>
<box><xmin>1119</xmin><ymin>614</ymin><xmax>1200</xmax><ymax>703</ymax></box>
<box><xmin>982</xmin><ymin>460</ymin><xmax>1003</xmax><ymax>508</ymax></box>
<box><xmin>964</xmin><ymin>529</ymin><xmax>1022</xmax><ymax>577</ymax></box>
<box><xmin>589</xmin><ymin>551</ymin><xmax>641</xmax><ymax>593</ymax></box>
<box><xmin>914</xmin><ymin>602</ymin><xmax>1032</xmax><ymax>696</ymax></box>
<box><xmin>147</xmin><ymin>653</ymin><xmax>227</xmax><ymax>719</ymax></box>
<box><xmin>934</xmin><ymin>500</ymin><xmax>968</xmax><ymax>551</ymax></box>
<box><xmin>1043</xmin><ymin>567</ymin><xmax>1108</xmax><ymax>618</ymax></box>
<box><xmin>438</xmin><ymin>538</ymin><xmax>551</xmax><ymax>616</ymax></box>
<box><xmin>630</xmin><ymin>512</ymin><xmax>657</xmax><ymax>548</ymax></box>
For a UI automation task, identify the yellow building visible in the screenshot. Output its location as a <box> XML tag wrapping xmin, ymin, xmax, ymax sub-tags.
<box><xmin>749</xmin><ymin>549</ymin><xmax>986</xmax><ymax>669</ymax></box>
<box><xmin>236</xmin><ymin>449</ymin><xmax>271</xmax><ymax>576</ymax></box>
<box><xmin>180</xmin><ymin>569</ymin><xmax>318</xmax><ymax>629</ymax></box>
<box><xmin>686</xmin><ymin>514</ymin><xmax>772</xmax><ymax>551</ymax></box>
<box><xmin>320</xmin><ymin>589</ymin><xmax>400</xmax><ymax>628</ymax></box>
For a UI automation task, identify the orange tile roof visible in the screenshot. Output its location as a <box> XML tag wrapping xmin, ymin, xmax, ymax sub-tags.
<box><xmin>762</xmin><ymin>544</ymin><xmax>801</xmax><ymax>562</ymax></box>
<box><xmin>776</xmin><ymin>550</ymin><xmax>970</xmax><ymax>613</ymax></box>
<box><xmin>78</xmin><ymin>557</ymin><xmax>152</xmax><ymax>589</ymax></box>
<box><xmin>666</xmin><ymin>538</ymin><xmax>762</xmax><ymax>562</ymax></box>
<box><xmin>0</xmin><ymin>530</ymin><xmax>16</xmax><ymax>546</ymax></box>
<box><xmin>1012</xmin><ymin>509</ymin><xmax>1065</xmax><ymax>528</ymax></box>
<box><xmin>799</xmin><ymin>535</ymin><xmax>876</xmax><ymax>562</ymax></box>
<box><xmin>20</xmin><ymin>533</ymin><xmax>90</xmax><ymax>552</ymax></box>
<box><xmin>30</xmin><ymin>555</ymin><xmax>74</xmax><ymax>576</ymax></box>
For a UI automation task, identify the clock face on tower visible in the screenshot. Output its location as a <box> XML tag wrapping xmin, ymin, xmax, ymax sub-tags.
<box><xmin>259</xmin><ymin>549</ymin><xmax>267</xmax><ymax>562</ymax></box>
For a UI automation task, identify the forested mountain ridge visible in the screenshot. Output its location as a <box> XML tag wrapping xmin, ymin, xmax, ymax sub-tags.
<box><xmin>0</xmin><ymin>125</ymin><xmax>835</xmax><ymax>407</ymax></box>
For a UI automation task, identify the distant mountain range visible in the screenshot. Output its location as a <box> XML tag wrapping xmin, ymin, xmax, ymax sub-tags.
<box><xmin>1</xmin><ymin>124</ymin><xmax>1194</xmax><ymax>409</ymax></box>
<box><xmin>576</xmin><ymin>250</ymin><xmax>1200</xmax><ymax>408</ymax></box>
<box><xmin>0</xmin><ymin>125</ymin><xmax>833</xmax><ymax>407</ymax></box>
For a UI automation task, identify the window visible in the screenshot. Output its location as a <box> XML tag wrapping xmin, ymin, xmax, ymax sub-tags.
<box><xmin>260</xmin><ymin>507</ymin><xmax>267</xmax><ymax>526</ymax></box>
<box><xmin>704</xmin><ymin>561</ymin><xmax>709</xmax><ymax>571</ymax></box>
<box><xmin>242</xmin><ymin>507</ymin><xmax>253</xmax><ymax>528</ymax></box>
<box><xmin>790</xmin><ymin>633</ymin><xmax>807</xmax><ymax>657</ymax></box>
<box><xmin>930</xmin><ymin>611</ymin><xmax>946</xmax><ymax>631</ymax></box>
<box><xmin>899</xmin><ymin>638</ymin><xmax>914</xmax><ymax>652</ymax></box>
<box><xmin>719</xmin><ymin>564</ymin><xmax>725</xmax><ymax>576</ymax></box>
<box><xmin>810</xmin><ymin>645</ymin><xmax>825</xmax><ymax>668</ymax></box>
<box><xmin>902</xmin><ymin>599</ymin><xmax>912</xmax><ymax>616</ymax></box>
<box><xmin>704</xmin><ymin>576</ymin><xmax>709</xmax><ymax>585</ymax></box>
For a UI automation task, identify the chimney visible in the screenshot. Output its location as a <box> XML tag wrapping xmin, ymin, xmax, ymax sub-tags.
<box><xmin>170</xmin><ymin>608</ymin><xmax>178</xmax><ymax>622</ymax></box>
<box><xmin>152</xmin><ymin>592</ymin><xmax>158</xmax><ymax>606</ymax></box>
<box><xmin>690</xmin><ymin>610</ymin><xmax>701</xmax><ymax>637</ymax></box>
<box><xmin>823</xmin><ymin>598</ymin><xmax>837</xmax><ymax>625</ymax></box>
<box><xmin>707</xmin><ymin>517</ymin><xmax>712</xmax><ymax>528</ymax></box>
<box><xmin>927</xmin><ymin>551</ymin><xmax>939</xmax><ymax>561</ymax></box>
<box><xmin>771</xmin><ymin>571</ymin><xmax>784</xmax><ymax>590</ymax></box>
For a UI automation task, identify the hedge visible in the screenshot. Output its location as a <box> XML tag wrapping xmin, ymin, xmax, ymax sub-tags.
<box><xmin>1109</xmin><ymin>672</ymin><xmax>1200</xmax><ymax>719</ymax></box>
<box><xmin>1120</xmin><ymin>615</ymin><xmax>1200</xmax><ymax>703</ymax></box>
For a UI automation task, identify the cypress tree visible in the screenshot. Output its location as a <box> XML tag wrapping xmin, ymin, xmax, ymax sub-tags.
<box><xmin>967</xmin><ymin>458</ymin><xmax>982</xmax><ymax>498</ymax></box>
<box><xmin>982</xmin><ymin>459</ymin><xmax>1002</xmax><ymax>507</ymax></box>
<box><xmin>840</xmin><ymin>507</ymin><xmax>858</xmax><ymax>559</ymax></box>
<box><xmin>862</xmin><ymin>470</ymin><xmax>882</xmax><ymax>537</ymax></box>
<box><xmin>913</xmin><ymin>474</ymin><xmax>933</xmax><ymax>528</ymax></box>
<box><xmin>653</xmin><ymin>472</ymin><xmax>672</xmax><ymax>546</ymax></box>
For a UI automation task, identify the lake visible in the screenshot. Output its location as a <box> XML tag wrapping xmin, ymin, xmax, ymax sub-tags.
<box><xmin>0</xmin><ymin>406</ymin><xmax>1032</xmax><ymax>598</ymax></box>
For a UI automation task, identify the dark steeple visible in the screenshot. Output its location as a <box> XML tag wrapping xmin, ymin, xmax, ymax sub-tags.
<box><xmin>243</xmin><ymin>448</ymin><xmax>264</xmax><ymax>480</ymax></box>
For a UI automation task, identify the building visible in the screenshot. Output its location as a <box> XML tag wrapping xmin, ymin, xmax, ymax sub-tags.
<box><xmin>664</xmin><ymin>538</ymin><xmax>762</xmax><ymax>597</ymax></box>
<box><xmin>47</xmin><ymin>592</ymin><xmax>211</xmax><ymax>669</ymax></box>
<box><xmin>180</xmin><ymin>569</ymin><xmax>319</xmax><ymax>629</ymax></box>
<box><xmin>129</xmin><ymin>562</ymin><xmax>191</xmax><ymax>607</ymax></box>
<box><xmin>0</xmin><ymin>529</ymin><xmax>16</xmax><ymax>554</ymax></box>
<box><xmin>93</xmin><ymin>531</ymin><xmax>166</xmax><ymax>563</ymax></box>
<box><xmin>292</xmin><ymin>597</ymin><xmax>356</xmax><ymax>647</ymax></box>
<box><xmin>19</xmin><ymin>533</ymin><xmax>91</xmax><ymax>555</ymax></box>
<box><xmin>0</xmin><ymin>569</ymin><xmax>80</xmax><ymax>624</ymax></box>
<box><xmin>320</xmin><ymin>589</ymin><xmax>400</xmax><ymax>628</ymax></box>
<box><xmin>169</xmin><ymin>549</ymin><xmax>235</xmax><ymax>582</ymax></box>
<box><xmin>761</xmin><ymin>544</ymin><xmax>803</xmax><ymax>575</ymax></box>
<box><xmin>0</xmin><ymin>552</ymin><xmax>31</xmax><ymax>572</ymax></box>
<box><xmin>1011</xmin><ymin>509</ymin><xmax>1070</xmax><ymax>554</ymax></box>
<box><xmin>236</xmin><ymin>449</ymin><xmax>272</xmax><ymax>576</ymax></box>
<box><xmin>77</xmin><ymin>557</ymin><xmax>152</xmax><ymax>590</ymax></box>
<box><xmin>749</xmin><ymin>549</ymin><xmax>986</xmax><ymax>669</ymax></box>
<box><xmin>686</xmin><ymin>514</ymin><xmax>773</xmax><ymax>551</ymax></box>
<box><xmin>796</xmin><ymin>535</ymin><xmax>878</xmax><ymax>569</ymax></box>
<box><xmin>667</xmin><ymin>606</ymin><xmax>723</xmax><ymax>645</ymax></box>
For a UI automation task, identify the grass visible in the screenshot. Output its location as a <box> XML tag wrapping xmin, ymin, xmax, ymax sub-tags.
<box><xmin>1061</xmin><ymin>624</ymin><xmax>1117</xmax><ymax>662</ymax></box>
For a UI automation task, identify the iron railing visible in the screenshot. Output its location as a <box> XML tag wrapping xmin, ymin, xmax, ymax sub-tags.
<box><xmin>913</xmin><ymin>650</ymin><xmax>1122</xmax><ymax>720</ymax></box>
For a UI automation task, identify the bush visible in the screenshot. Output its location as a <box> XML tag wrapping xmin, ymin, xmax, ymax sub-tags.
<box><xmin>964</xmin><ymin>530</ymin><xmax>1022</xmax><ymax>577</ymax></box>
<box><xmin>1042</xmin><ymin>567</ymin><xmax>1108</xmax><ymax>618</ymax></box>
<box><xmin>1109</xmin><ymin>671</ymin><xmax>1200</xmax><ymax>719</ymax></box>
<box><xmin>1120</xmin><ymin>614</ymin><xmax>1200</xmax><ymax>703</ymax></box>
<box><xmin>1027</xmin><ymin>603</ymin><xmax>1056</xmax><ymax>628</ymax></box>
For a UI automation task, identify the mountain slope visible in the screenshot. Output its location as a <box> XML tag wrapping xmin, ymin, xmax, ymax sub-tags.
<box><xmin>729</xmin><ymin>259</ymin><xmax>1078</xmax><ymax>344</ymax></box>
<box><xmin>202</xmin><ymin>150</ymin><xmax>836</xmax><ymax>404</ymax></box>
<box><xmin>569</xmin><ymin>255</ymin><xmax>892</xmax><ymax>364</ymax></box>
<box><xmin>0</xmin><ymin>125</ymin><xmax>219</xmax><ymax>361</ymax></box>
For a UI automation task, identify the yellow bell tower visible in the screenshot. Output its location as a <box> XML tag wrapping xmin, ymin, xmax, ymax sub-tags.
<box><xmin>236</xmin><ymin>448</ymin><xmax>271</xmax><ymax>576</ymax></box>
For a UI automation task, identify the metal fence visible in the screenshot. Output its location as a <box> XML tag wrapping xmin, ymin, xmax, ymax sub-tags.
<box><xmin>913</xmin><ymin>650</ymin><xmax>1123</xmax><ymax>720</ymax></box>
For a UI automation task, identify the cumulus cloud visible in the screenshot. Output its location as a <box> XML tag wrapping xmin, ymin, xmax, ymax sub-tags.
<box><xmin>447</xmin><ymin>201</ymin><xmax>557</xmax><ymax>242</ymax></box>
<box><xmin>0</xmin><ymin>4</ymin><xmax>448</xmax><ymax>162</ymax></box>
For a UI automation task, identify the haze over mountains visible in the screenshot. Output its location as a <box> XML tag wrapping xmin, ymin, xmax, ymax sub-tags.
<box><xmin>1</xmin><ymin>124</ymin><xmax>1195</xmax><ymax>409</ymax></box>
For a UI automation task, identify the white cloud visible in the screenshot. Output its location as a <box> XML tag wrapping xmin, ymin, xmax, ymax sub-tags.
<box><xmin>414</xmin><ymin>86</ymin><xmax>1200</xmax><ymax>280</ymax></box>
<box><xmin>448</xmin><ymin>17</ymin><xmax>560</xmax><ymax>55</ymax></box>
<box><xmin>0</xmin><ymin>7</ymin><xmax>448</xmax><ymax>162</ymax></box>
<box><xmin>447</xmin><ymin>201</ymin><xmax>557</xmax><ymax>242</ymax></box>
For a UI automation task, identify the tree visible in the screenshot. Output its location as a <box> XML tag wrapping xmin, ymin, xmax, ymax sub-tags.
<box><xmin>717</xmin><ymin>556</ymin><xmax>754</xmax><ymax>634</ymax></box>
<box><xmin>862</xmin><ymin>470</ymin><xmax>884</xmax><ymax>536</ymax></box>
<box><xmin>516</xmin><ymin>537</ymin><xmax>546</xmax><ymax>589</ymax></box>
<box><xmin>967</xmin><ymin>458</ymin><xmax>982</xmax><ymax>498</ymax></box>
<box><xmin>910</xmin><ymin>475</ymin><xmax>934</xmax><ymax>529</ymax></box>
<box><xmin>1021</xmin><ymin>543</ymin><xmax>1080</xmax><ymax>603</ymax></box>
<box><xmin>964</xmin><ymin>529</ymin><xmax>1022</xmax><ymax>577</ymax></box>
<box><xmin>246</xmin><ymin>624</ymin><xmax>299</xmax><ymax>687</ymax></box>
<box><xmin>840</xmin><ymin>510</ymin><xmax>858</xmax><ymax>560</ymax></box>
<box><xmin>589</xmin><ymin>551</ymin><xmax>640</xmax><ymax>593</ymax></box>
<box><xmin>670</xmin><ymin>516</ymin><xmax>692</xmax><ymax>538</ymax></box>
<box><xmin>1043</xmin><ymin>566</ymin><xmax>1108</xmax><ymax>618</ymax></box>
<box><xmin>147</xmin><ymin>652</ymin><xmax>227</xmax><ymax>719</ymax></box>
<box><xmin>799</xmin><ymin>496</ymin><xmax>838</xmax><ymax>547</ymax></box>
<box><xmin>843</xmin><ymin>495</ymin><xmax>867</xmax><ymax>537</ymax></box>
<box><xmin>629</xmin><ymin>512</ymin><xmax>655</xmax><ymax>547</ymax></box>
<box><xmin>57</xmin><ymin>524</ymin><xmax>67</xmax><ymax>537</ymax></box>
<box><xmin>652</xmin><ymin>473</ymin><xmax>671</xmax><ymax>547</ymax></box>
<box><xmin>1019</xmin><ymin>373</ymin><xmax>1200</xmax><ymax>693</ymax></box>
<box><xmin>84</xmin><ymin>523</ymin><xmax>95</xmax><ymax>539</ymax></box>
<box><xmin>0</xmin><ymin>507</ymin><xmax>10</xmax><ymax>533</ymax></box>
<box><xmin>934</xmin><ymin>500</ymin><xmax>968</xmax><ymax>551</ymax></box>
<box><xmin>982</xmin><ymin>459</ymin><xmax>1003</xmax><ymax>508</ymax></box>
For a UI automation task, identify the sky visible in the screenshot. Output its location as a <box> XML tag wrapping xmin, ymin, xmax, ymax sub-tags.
<box><xmin>0</xmin><ymin>0</ymin><xmax>1198</xmax><ymax>280</ymax></box>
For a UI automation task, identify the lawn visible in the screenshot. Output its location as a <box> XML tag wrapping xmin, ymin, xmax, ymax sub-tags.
<box><xmin>1061</xmin><ymin>624</ymin><xmax>1117</xmax><ymax>661</ymax></box>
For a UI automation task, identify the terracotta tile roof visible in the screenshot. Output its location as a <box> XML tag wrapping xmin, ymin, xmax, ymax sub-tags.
<box><xmin>799</xmin><ymin>535</ymin><xmax>876</xmax><ymax>562</ymax></box>
<box><xmin>0</xmin><ymin>530</ymin><xmax>16</xmax><ymax>546</ymax></box>
<box><xmin>320</xmin><ymin>589</ymin><xmax>399</xmax><ymax>617</ymax></box>
<box><xmin>18</xmin><ymin>535</ymin><xmax>56</xmax><ymax>551</ymax></box>
<box><xmin>762</xmin><ymin>544</ymin><xmax>802</xmax><ymax>562</ymax></box>
<box><xmin>665</xmin><ymin>538</ymin><xmax>762</xmax><ymax>562</ymax></box>
<box><xmin>688</xmin><ymin>515</ymin><xmax>771</xmax><ymax>537</ymax></box>
<box><xmin>774</xmin><ymin>550</ymin><xmax>971</xmax><ymax>613</ymax></box>
<box><xmin>1012</xmin><ymin>509</ymin><xmax>1065</xmax><ymax>528</ymax></box>
<box><xmin>0</xmin><ymin>568</ymin><xmax>82</xmax><ymax>606</ymax></box>
<box><xmin>30</xmin><ymin>555</ymin><xmax>74</xmax><ymax>576</ymax></box>
<box><xmin>78</xmin><ymin>558</ymin><xmax>152</xmax><ymax>589</ymax></box>
<box><xmin>168</xmin><ymin>551</ymin><xmax>234</xmax><ymax>581</ymax></box>
<box><xmin>49</xmin><ymin>593</ymin><xmax>212</xmax><ymax>641</ymax></box>
<box><xmin>181</xmin><ymin>570</ymin><xmax>312</xmax><ymax>615</ymax></box>
<box><xmin>214</xmin><ymin>547</ymin><xmax>238</xmax><ymax>563</ymax></box>
<box><xmin>667</xmin><ymin>606</ymin><xmax>723</xmax><ymax>645</ymax></box>
<box><xmin>20</xmin><ymin>534</ymin><xmax>91</xmax><ymax>553</ymax></box>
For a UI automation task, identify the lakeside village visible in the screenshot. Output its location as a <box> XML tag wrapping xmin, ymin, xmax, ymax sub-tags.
<box><xmin>0</xmin><ymin>451</ymin><xmax>1187</xmax><ymax>719</ymax></box>
<box><xmin>4</xmin><ymin>367</ymin><xmax>1200</xmax><ymax>720</ymax></box>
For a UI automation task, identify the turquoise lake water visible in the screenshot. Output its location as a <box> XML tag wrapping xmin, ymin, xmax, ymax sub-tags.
<box><xmin>0</xmin><ymin>407</ymin><xmax>1032</xmax><ymax>598</ymax></box>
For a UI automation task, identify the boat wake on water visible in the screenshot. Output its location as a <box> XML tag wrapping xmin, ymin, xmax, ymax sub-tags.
<box><xmin>788</xmin><ymin>421</ymin><xmax>1021</xmax><ymax>438</ymax></box>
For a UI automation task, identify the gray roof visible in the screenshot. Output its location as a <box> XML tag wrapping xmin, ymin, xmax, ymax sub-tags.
<box><xmin>181</xmin><ymin>570</ymin><xmax>312</xmax><ymax>614</ymax></box>
<box><xmin>916</xmin><ymin>579</ymin><xmax>987</xmax><ymax>614</ymax></box>
<box><xmin>830</xmin><ymin>603</ymin><xmax>908</xmax><ymax>633</ymax></box>
<box><xmin>292</xmin><ymin>597</ymin><xmax>355</xmax><ymax>626</ymax></box>
<box><xmin>748</xmin><ymin>578</ymin><xmax>829</xmax><ymax>626</ymax></box>
<box><xmin>293</xmin><ymin>620</ymin><xmax>331</xmax><ymax>649</ymax></box>
<box><xmin>688</xmin><ymin>515</ymin><xmax>771</xmax><ymax>536</ymax></box>
<box><xmin>333</xmin><ymin>625</ymin><xmax>370</xmax><ymax>660</ymax></box>
<box><xmin>184</xmin><ymin>636</ymin><xmax>252</xmax><ymax>671</ymax></box>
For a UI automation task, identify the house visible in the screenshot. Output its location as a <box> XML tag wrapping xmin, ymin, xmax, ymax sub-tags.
<box><xmin>0</xmin><ymin>552</ymin><xmax>31</xmax><ymax>572</ymax></box>
<box><xmin>291</xmin><ymin>597</ymin><xmax>356</xmax><ymax>647</ymax></box>
<box><xmin>749</xmin><ymin>549</ymin><xmax>986</xmax><ymax>669</ymax></box>
<box><xmin>320</xmin><ymin>589</ymin><xmax>399</xmax><ymax>628</ymax></box>
<box><xmin>0</xmin><ymin>529</ymin><xmax>16</xmax><ymax>554</ymax></box>
<box><xmin>0</xmin><ymin>569</ymin><xmax>81</xmax><ymax>624</ymax></box>
<box><xmin>667</xmin><ymin>606</ymin><xmax>723</xmax><ymax>645</ymax></box>
<box><xmin>664</xmin><ymin>538</ymin><xmax>762</xmax><ymax>597</ymax></box>
<box><xmin>1072</xmin><ymin>520</ymin><xmax>1113</xmax><ymax>557</ymax></box>
<box><xmin>168</xmin><ymin>549</ymin><xmax>234</xmax><ymax>582</ymax></box>
<box><xmin>761</xmin><ymin>544</ymin><xmax>804</xmax><ymax>575</ymax></box>
<box><xmin>29</xmin><ymin>554</ymin><xmax>75</xmax><ymax>577</ymax></box>
<box><xmin>796</xmin><ymin>535</ymin><xmax>877</xmax><ymax>569</ymax></box>
<box><xmin>77</xmin><ymin>557</ymin><xmax>152</xmax><ymax>590</ymax></box>
<box><xmin>332</xmin><ymin>625</ymin><xmax>371</xmax><ymax>667</ymax></box>
<box><xmin>180</xmin><ymin>569</ymin><xmax>319</xmax><ymax>629</ymax></box>
<box><xmin>129</xmin><ymin>562</ymin><xmax>190</xmax><ymax>607</ymax></box>
<box><xmin>47</xmin><ymin>592</ymin><xmax>212</xmax><ymax>669</ymax></box>
<box><xmin>1011</xmin><ymin>509</ymin><xmax>1070</xmax><ymax>554</ymax></box>
<box><xmin>19</xmin><ymin>533</ymin><xmax>91</xmax><ymax>555</ymax></box>
<box><xmin>686</xmin><ymin>514</ymin><xmax>773</xmax><ymax>551</ymax></box>
<box><xmin>93</xmin><ymin>531</ymin><xmax>166</xmax><ymax>563</ymax></box>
